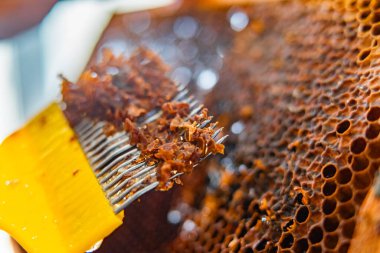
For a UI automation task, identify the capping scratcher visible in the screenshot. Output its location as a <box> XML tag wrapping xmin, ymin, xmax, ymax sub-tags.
<box><xmin>0</xmin><ymin>88</ymin><xmax>226</xmax><ymax>253</ymax></box>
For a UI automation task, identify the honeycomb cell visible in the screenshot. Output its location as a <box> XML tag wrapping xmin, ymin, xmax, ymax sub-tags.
<box><xmin>367</xmin><ymin>140</ymin><xmax>380</xmax><ymax>158</ymax></box>
<box><xmin>367</xmin><ymin>106</ymin><xmax>380</xmax><ymax>121</ymax></box>
<box><xmin>372</xmin><ymin>10</ymin><xmax>380</xmax><ymax>22</ymax></box>
<box><xmin>295</xmin><ymin>206</ymin><xmax>310</xmax><ymax>223</ymax></box>
<box><xmin>279</xmin><ymin>233</ymin><xmax>294</xmax><ymax>249</ymax></box>
<box><xmin>338</xmin><ymin>203</ymin><xmax>356</xmax><ymax>220</ymax></box>
<box><xmin>293</xmin><ymin>238</ymin><xmax>309</xmax><ymax>252</ymax></box>
<box><xmin>336</xmin><ymin>186</ymin><xmax>353</xmax><ymax>202</ymax></box>
<box><xmin>371</xmin><ymin>23</ymin><xmax>380</xmax><ymax>35</ymax></box>
<box><xmin>322</xmin><ymin>181</ymin><xmax>337</xmax><ymax>196</ymax></box>
<box><xmin>365</xmin><ymin>123</ymin><xmax>380</xmax><ymax>139</ymax></box>
<box><xmin>323</xmin><ymin>216</ymin><xmax>340</xmax><ymax>232</ymax></box>
<box><xmin>309</xmin><ymin>245</ymin><xmax>322</xmax><ymax>253</ymax></box>
<box><xmin>338</xmin><ymin>242</ymin><xmax>350</xmax><ymax>253</ymax></box>
<box><xmin>336</xmin><ymin>120</ymin><xmax>351</xmax><ymax>134</ymax></box>
<box><xmin>358</xmin><ymin>48</ymin><xmax>371</xmax><ymax>62</ymax></box>
<box><xmin>322</xmin><ymin>164</ymin><xmax>337</xmax><ymax>179</ymax></box>
<box><xmin>337</xmin><ymin>168</ymin><xmax>353</xmax><ymax>184</ymax></box>
<box><xmin>351</xmin><ymin>155</ymin><xmax>369</xmax><ymax>171</ymax></box>
<box><xmin>350</xmin><ymin>137</ymin><xmax>367</xmax><ymax>154</ymax></box>
<box><xmin>342</xmin><ymin>219</ymin><xmax>356</xmax><ymax>239</ymax></box>
<box><xmin>353</xmin><ymin>172</ymin><xmax>372</xmax><ymax>189</ymax></box>
<box><xmin>322</xmin><ymin>198</ymin><xmax>337</xmax><ymax>215</ymax></box>
<box><xmin>324</xmin><ymin>233</ymin><xmax>339</xmax><ymax>249</ymax></box>
<box><xmin>308</xmin><ymin>226</ymin><xmax>324</xmax><ymax>244</ymax></box>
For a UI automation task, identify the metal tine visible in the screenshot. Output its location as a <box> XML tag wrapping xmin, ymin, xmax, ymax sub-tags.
<box><xmin>198</xmin><ymin>117</ymin><xmax>213</xmax><ymax>129</ymax></box>
<box><xmin>107</xmin><ymin>164</ymin><xmax>156</xmax><ymax>199</ymax></box>
<box><xmin>94</xmin><ymin>148</ymin><xmax>140</xmax><ymax>176</ymax></box>
<box><xmin>91</xmin><ymin>143</ymin><xmax>134</xmax><ymax>167</ymax></box>
<box><xmin>212</xmin><ymin>127</ymin><xmax>224</xmax><ymax>139</ymax></box>
<box><xmin>77</xmin><ymin>121</ymin><xmax>103</xmax><ymax>140</ymax></box>
<box><xmin>103</xmin><ymin>161</ymin><xmax>146</xmax><ymax>190</ymax></box>
<box><xmin>88</xmin><ymin>135</ymin><xmax>130</xmax><ymax>160</ymax></box>
<box><xmin>96</xmin><ymin>152</ymin><xmax>140</xmax><ymax>179</ymax></box>
<box><xmin>79</xmin><ymin>123</ymin><xmax>105</xmax><ymax>144</ymax></box>
<box><xmin>99</xmin><ymin>155</ymin><xmax>142</xmax><ymax>184</ymax></box>
<box><xmin>80</xmin><ymin>127</ymin><xmax>105</xmax><ymax>147</ymax></box>
<box><xmin>173</xmin><ymin>88</ymin><xmax>190</xmax><ymax>101</ymax></box>
<box><xmin>188</xmin><ymin>104</ymin><xmax>204</xmax><ymax>118</ymax></box>
<box><xmin>75</xmin><ymin>119</ymin><xmax>94</xmax><ymax>135</ymax></box>
<box><xmin>85</xmin><ymin>132</ymin><xmax>126</xmax><ymax>157</ymax></box>
<box><xmin>113</xmin><ymin>176</ymin><xmax>159</xmax><ymax>213</ymax></box>
<box><xmin>82</xmin><ymin>134</ymin><xmax>107</xmax><ymax>153</ymax></box>
<box><xmin>75</xmin><ymin>120</ymin><xmax>89</xmax><ymax>133</ymax></box>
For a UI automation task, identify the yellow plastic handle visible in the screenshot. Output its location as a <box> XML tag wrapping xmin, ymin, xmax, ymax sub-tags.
<box><xmin>0</xmin><ymin>103</ymin><xmax>123</xmax><ymax>253</ymax></box>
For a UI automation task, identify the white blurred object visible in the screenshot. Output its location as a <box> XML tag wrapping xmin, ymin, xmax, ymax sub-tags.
<box><xmin>0</xmin><ymin>42</ymin><xmax>21</xmax><ymax>142</ymax></box>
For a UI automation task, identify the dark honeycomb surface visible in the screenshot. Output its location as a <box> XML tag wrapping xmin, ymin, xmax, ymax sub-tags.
<box><xmin>93</xmin><ymin>1</ymin><xmax>380</xmax><ymax>252</ymax></box>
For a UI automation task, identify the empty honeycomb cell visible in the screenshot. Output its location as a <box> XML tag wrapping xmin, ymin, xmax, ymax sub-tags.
<box><xmin>360</xmin><ymin>0</ymin><xmax>371</xmax><ymax>8</ymax></box>
<box><xmin>367</xmin><ymin>140</ymin><xmax>380</xmax><ymax>158</ymax></box>
<box><xmin>365</xmin><ymin>123</ymin><xmax>380</xmax><ymax>139</ymax></box>
<box><xmin>255</xmin><ymin>239</ymin><xmax>268</xmax><ymax>251</ymax></box>
<box><xmin>322</xmin><ymin>198</ymin><xmax>337</xmax><ymax>215</ymax></box>
<box><xmin>342</xmin><ymin>219</ymin><xmax>356</xmax><ymax>239</ymax></box>
<box><xmin>358</xmin><ymin>48</ymin><xmax>371</xmax><ymax>62</ymax></box>
<box><xmin>308</xmin><ymin>226</ymin><xmax>324</xmax><ymax>244</ymax></box>
<box><xmin>354</xmin><ymin>190</ymin><xmax>369</xmax><ymax>205</ymax></box>
<box><xmin>350</xmin><ymin>137</ymin><xmax>367</xmax><ymax>154</ymax></box>
<box><xmin>360</xmin><ymin>24</ymin><xmax>372</xmax><ymax>33</ymax></box>
<box><xmin>338</xmin><ymin>242</ymin><xmax>350</xmax><ymax>253</ymax></box>
<box><xmin>347</xmin><ymin>99</ymin><xmax>357</xmax><ymax>106</ymax></box>
<box><xmin>371</xmin><ymin>23</ymin><xmax>380</xmax><ymax>35</ymax></box>
<box><xmin>351</xmin><ymin>155</ymin><xmax>369</xmax><ymax>171</ymax></box>
<box><xmin>322</xmin><ymin>181</ymin><xmax>337</xmax><ymax>196</ymax></box>
<box><xmin>372</xmin><ymin>10</ymin><xmax>380</xmax><ymax>22</ymax></box>
<box><xmin>293</xmin><ymin>238</ymin><xmax>309</xmax><ymax>252</ymax></box>
<box><xmin>336</xmin><ymin>120</ymin><xmax>351</xmax><ymax>134</ymax></box>
<box><xmin>366</xmin><ymin>106</ymin><xmax>380</xmax><ymax>121</ymax></box>
<box><xmin>353</xmin><ymin>171</ymin><xmax>372</xmax><ymax>189</ymax></box>
<box><xmin>322</xmin><ymin>164</ymin><xmax>337</xmax><ymax>179</ymax></box>
<box><xmin>295</xmin><ymin>206</ymin><xmax>310</xmax><ymax>223</ymax></box>
<box><xmin>336</xmin><ymin>185</ymin><xmax>353</xmax><ymax>202</ymax></box>
<box><xmin>280</xmin><ymin>233</ymin><xmax>294</xmax><ymax>249</ymax></box>
<box><xmin>323</xmin><ymin>216</ymin><xmax>340</xmax><ymax>232</ymax></box>
<box><xmin>309</xmin><ymin>245</ymin><xmax>322</xmax><ymax>253</ymax></box>
<box><xmin>358</xmin><ymin>9</ymin><xmax>371</xmax><ymax>20</ymax></box>
<box><xmin>336</xmin><ymin>168</ymin><xmax>352</xmax><ymax>184</ymax></box>
<box><xmin>243</xmin><ymin>247</ymin><xmax>254</xmax><ymax>253</ymax></box>
<box><xmin>338</xmin><ymin>203</ymin><xmax>356</xmax><ymax>220</ymax></box>
<box><xmin>323</xmin><ymin>233</ymin><xmax>339</xmax><ymax>249</ymax></box>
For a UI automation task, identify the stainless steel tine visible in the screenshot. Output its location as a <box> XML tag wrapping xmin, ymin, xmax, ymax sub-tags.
<box><xmin>95</xmin><ymin>149</ymin><xmax>140</xmax><ymax>177</ymax></box>
<box><xmin>82</xmin><ymin>134</ymin><xmax>107</xmax><ymax>154</ymax></box>
<box><xmin>79</xmin><ymin>123</ymin><xmax>105</xmax><ymax>144</ymax></box>
<box><xmin>103</xmin><ymin>161</ymin><xmax>146</xmax><ymax>191</ymax></box>
<box><xmin>88</xmin><ymin>135</ymin><xmax>130</xmax><ymax>160</ymax></box>
<box><xmin>114</xmin><ymin>179</ymin><xmax>159</xmax><ymax>213</ymax></box>
<box><xmin>107</xmin><ymin>164</ymin><xmax>156</xmax><ymax>198</ymax></box>
<box><xmin>198</xmin><ymin>117</ymin><xmax>213</xmax><ymax>128</ymax></box>
<box><xmin>75</xmin><ymin>120</ymin><xmax>89</xmax><ymax>134</ymax></box>
<box><xmin>86</xmin><ymin>132</ymin><xmax>126</xmax><ymax>157</ymax></box>
<box><xmin>92</xmin><ymin>143</ymin><xmax>134</xmax><ymax>167</ymax></box>
<box><xmin>98</xmin><ymin>154</ymin><xmax>141</xmax><ymax>184</ymax></box>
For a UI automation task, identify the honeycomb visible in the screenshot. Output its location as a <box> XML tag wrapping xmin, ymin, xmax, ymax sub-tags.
<box><xmin>90</xmin><ymin>0</ymin><xmax>380</xmax><ymax>252</ymax></box>
<box><xmin>169</xmin><ymin>1</ymin><xmax>380</xmax><ymax>252</ymax></box>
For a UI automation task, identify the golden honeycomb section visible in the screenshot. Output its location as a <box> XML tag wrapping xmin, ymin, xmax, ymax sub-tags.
<box><xmin>170</xmin><ymin>0</ymin><xmax>380</xmax><ymax>252</ymax></box>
